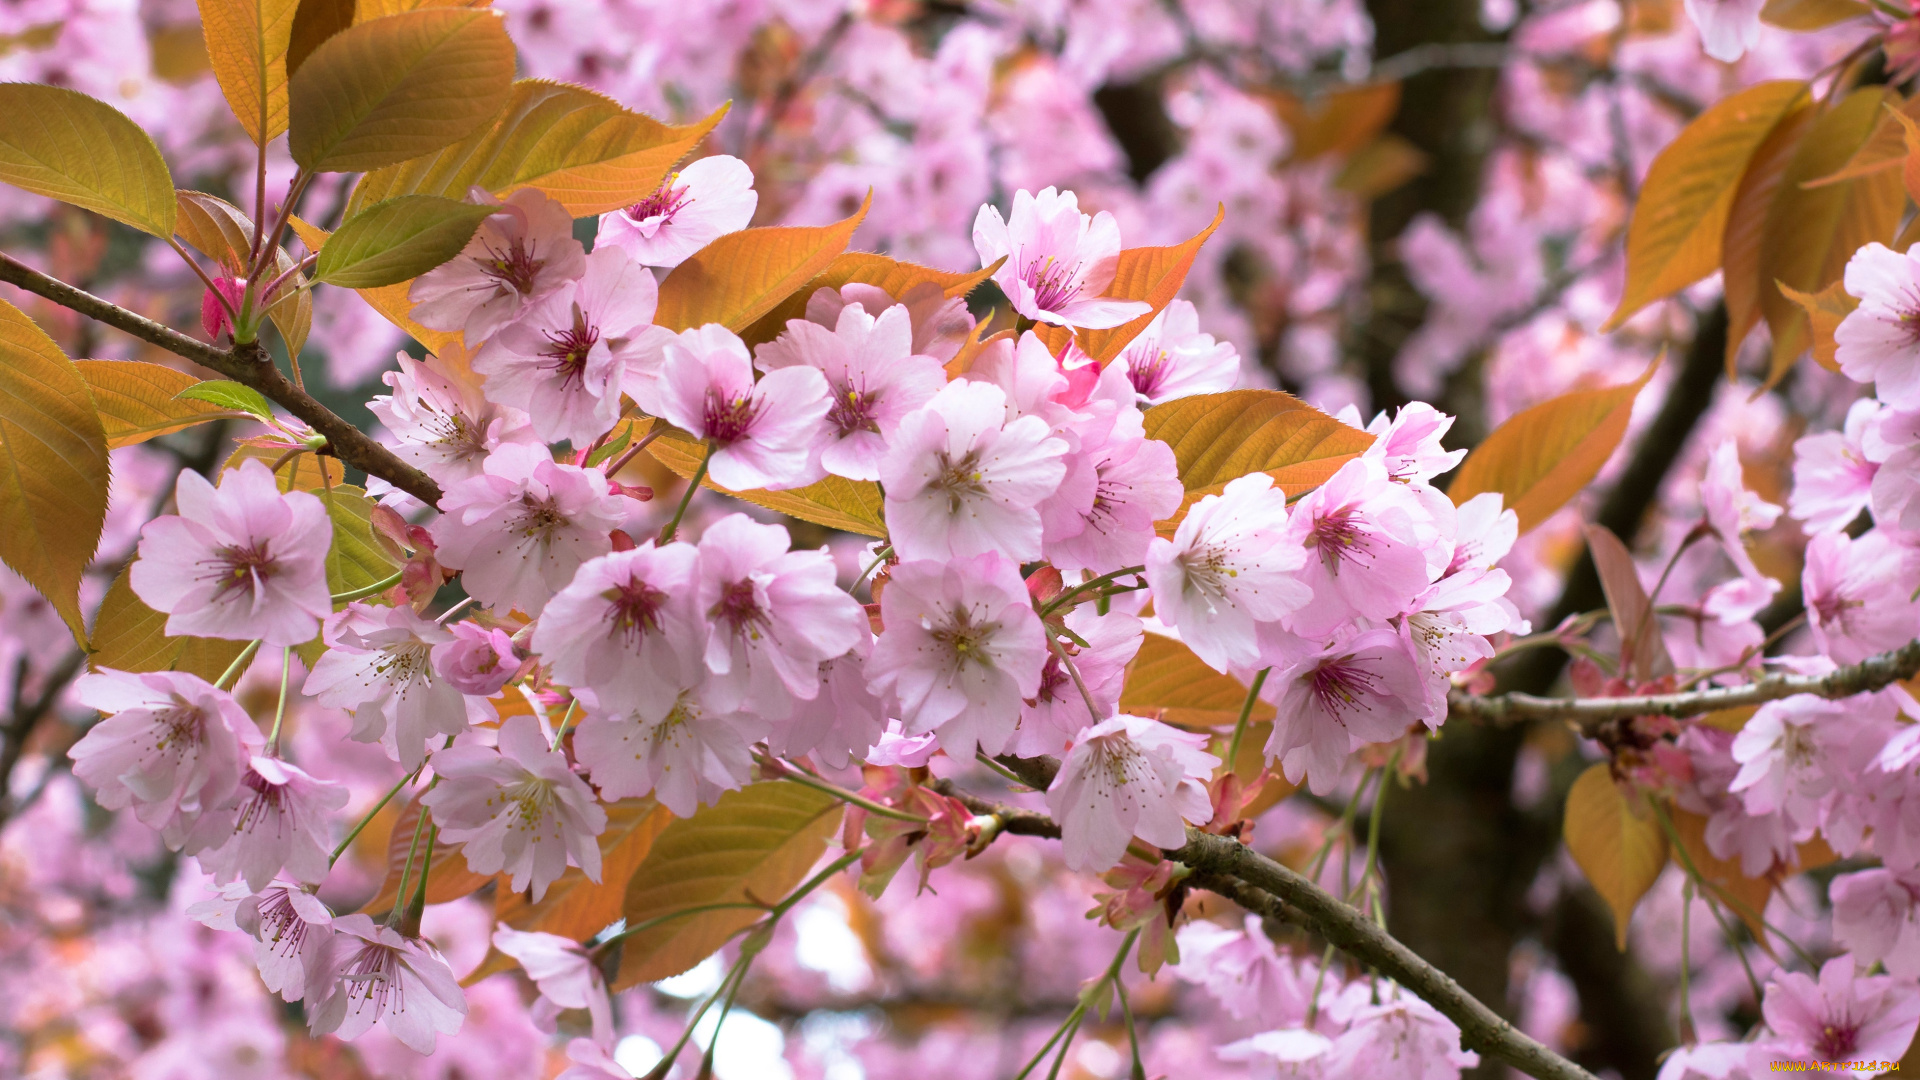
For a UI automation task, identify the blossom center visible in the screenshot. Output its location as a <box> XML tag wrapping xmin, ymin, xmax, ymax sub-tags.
<box><xmin>338</xmin><ymin>941</ymin><xmax>404</xmax><ymax>1018</ymax></box>
<box><xmin>932</xmin><ymin>451</ymin><xmax>987</xmax><ymax>511</ymax></box>
<box><xmin>826</xmin><ymin>380</ymin><xmax>880</xmax><ymax>436</ymax></box>
<box><xmin>204</xmin><ymin>541</ymin><xmax>280</xmax><ymax>603</ymax></box>
<box><xmin>540</xmin><ymin>304</ymin><xmax>601</xmax><ymax>388</ymax></box>
<box><xmin>932</xmin><ymin>614</ymin><xmax>991</xmax><ymax>668</ymax></box>
<box><xmin>512</xmin><ymin>494</ymin><xmax>570</xmax><ymax>543</ymax></box>
<box><xmin>1815</xmin><ymin>1020</ymin><xmax>1859</xmax><ymax>1060</ymax></box>
<box><xmin>712</xmin><ymin>578</ymin><xmax>767</xmax><ymax>640</ymax></box>
<box><xmin>1022</xmin><ymin>254</ymin><xmax>1083</xmax><ymax>311</ymax></box>
<box><xmin>628</xmin><ymin>174</ymin><xmax>692</xmax><ymax>223</ymax></box>
<box><xmin>704</xmin><ymin>388</ymin><xmax>762</xmax><ymax>444</ymax></box>
<box><xmin>605</xmin><ymin>576</ymin><xmax>669</xmax><ymax>643</ymax></box>
<box><xmin>504</xmin><ymin>778</ymin><xmax>557</xmax><ymax>833</ymax></box>
<box><xmin>1126</xmin><ymin>346</ymin><xmax>1169</xmax><ymax>399</ymax></box>
<box><xmin>1309</xmin><ymin>656</ymin><xmax>1384</xmax><ymax>728</ymax></box>
<box><xmin>479</xmin><ymin>238</ymin><xmax>546</xmax><ymax>296</ymax></box>
<box><xmin>255</xmin><ymin>890</ymin><xmax>313</xmax><ymax>962</ymax></box>
<box><xmin>1308</xmin><ymin>506</ymin><xmax>1372</xmax><ymax>573</ymax></box>
<box><xmin>231</xmin><ymin>769</ymin><xmax>286</xmax><ymax>836</ymax></box>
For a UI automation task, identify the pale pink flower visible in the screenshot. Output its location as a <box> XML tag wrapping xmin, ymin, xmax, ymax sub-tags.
<box><xmin>369</xmin><ymin>353</ymin><xmax>539</xmax><ymax>488</ymax></box>
<box><xmin>1839</xmin><ymin>243</ymin><xmax>1920</xmax><ymax>408</ymax></box>
<box><xmin>1264</xmin><ymin>628</ymin><xmax>1427</xmax><ymax>795</ymax></box>
<box><xmin>130</xmin><ymin>458</ymin><xmax>333</xmax><ymax>647</ymax></box>
<box><xmin>774</xmin><ymin>638</ymin><xmax>887</xmax><ymax>770</ymax></box>
<box><xmin>1833</xmin><ymin>868</ymin><xmax>1920</xmax><ymax>979</ymax></box>
<box><xmin>1282</xmin><ymin>457</ymin><xmax>1437</xmax><ymax>638</ymax></box>
<box><xmin>1047</xmin><ymin>714</ymin><xmax>1217</xmax><ymax>871</ymax></box>
<box><xmin>754</xmin><ymin>303</ymin><xmax>947</xmax><ymax>481</ymax></box>
<box><xmin>188</xmin><ymin>881</ymin><xmax>336</xmax><ymax>1003</ymax></box>
<box><xmin>596</xmin><ymin>155</ymin><xmax>757</xmax><ymax>269</ymax></box>
<box><xmin>1176</xmin><ymin>915</ymin><xmax>1324</xmax><ymax>1026</ymax></box>
<box><xmin>1042</xmin><ymin>407</ymin><xmax>1184</xmax><ymax>573</ymax></box>
<box><xmin>972</xmin><ymin>186</ymin><xmax>1150</xmax><ymax>329</ymax></box>
<box><xmin>431</xmin><ymin>620</ymin><xmax>521</xmax><ymax>697</ymax></box>
<box><xmin>422</xmin><ymin>715</ymin><xmax>608</xmax><ymax>901</ymax></box>
<box><xmin>1404</xmin><ymin>566</ymin><xmax>1517</xmax><ymax>722</ymax></box>
<box><xmin>409</xmin><ymin>187</ymin><xmax>586</xmax><ymax>347</ymax></box>
<box><xmin>1729</xmin><ymin>694</ymin><xmax>1887</xmax><ymax>834</ymax></box>
<box><xmin>866</xmin><ymin>553</ymin><xmax>1049</xmax><ymax>757</ymax></box>
<box><xmin>1802</xmin><ymin>529</ymin><xmax>1920</xmax><ymax>665</ymax></box>
<box><xmin>1015</xmin><ymin>608</ymin><xmax>1143</xmax><ymax>757</ymax></box>
<box><xmin>572</xmin><ymin>682</ymin><xmax>763</xmax><ymax>817</ymax></box>
<box><xmin>1703</xmin><ymin>439</ymin><xmax>1782</xmax><ymax>598</ymax></box>
<box><xmin>1363</xmin><ymin>402</ymin><xmax>1466</xmax><ymax>486</ymax></box>
<box><xmin>881</xmin><ymin>379</ymin><xmax>1069</xmax><ymax>562</ymax></box>
<box><xmin>1683</xmin><ymin>0</ymin><xmax>1766</xmax><ymax>61</ymax></box>
<box><xmin>69</xmin><ymin>669</ymin><xmax>262</xmax><ymax>849</ymax></box>
<box><xmin>1321</xmin><ymin>991</ymin><xmax>1480</xmax><ymax>1080</ymax></box>
<box><xmin>490</xmin><ymin>926</ymin><xmax>613</xmax><ymax>1046</ymax></box>
<box><xmin>431</xmin><ymin>443</ymin><xmax>628</xmax><ymax>616</ymax></box>
<box><xmin>1867</xmin><ymin>406</ymin><xmax>1920</xmax><ymax>533</ymax></box>
<box><xmin>1144</xmin><ymin>473</ymin><xmax>1310</xmax><ymax>672</ymax></box>
<box><xmin>1216</xmin><ymin>1030</ymin><xmax>1333</xmax><ymax>1075</ymax></box>
<box><xmin>1117</xmin><ymin>299</ymin><xmax>1239</xmax><ymax>405</ymax></box>
<box><xmin>640</xmin><ymin>323</ymin><xmax>831</xmax><ymax>491</ymax></box>
<box><xmin>557</xmin><ymin>1038</ymin><xmax>638</xmax><ymax>1080</ymax></box>
<box><xmin>532</xmin><ymin>541</ymin><xmax>700</xmax><ymax>719</ymax></box>
<box><xmin>1762</xmin><ymin>955</ymin><xmax>1920</xmax><ymax>1070</ymax></box>
<box><xmin>1794</xmin><ymin>398</ymin><xmax>1881</xmax><ymax>533</ymax></box>
<box><xmin>804</xmin><ymin>280</ymin><xmax>976</xmax><ymax>363</ymax></box>
<box><xmin>695</xmin><ymin>513</ymin><xmax>866</xmax><ymax>716</ymax></box>
<box><xmin>309</xmin><ymin>913</ymin><xmax>468</xmax><ymax>1053</ymax></box>
<box><xmin>303</xmin><ymin>602</ymin><xmax>482</xmax><ymax>772</ymax></box>
<box><xmin>190</xmin><ymin>756</ymin><xmax>349</xmax><ymax>891</ymax></box>
<box><xmin>1444</xmin><ymin>492</ymin><xmax>1519</xmax><ymax>576</ymax></box>
<box><xmin>472</xmin><ymin>246</ymin><xmax>660</xmax><ymax>447</ymax></box>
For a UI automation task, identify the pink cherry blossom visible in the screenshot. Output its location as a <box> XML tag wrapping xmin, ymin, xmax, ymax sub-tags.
<box><xmin>1867</xmin><ymin>406</ymin><xmax>1920</xmax><ymax>533</ymax></box>
<box><xmin>557</xmin><ymin>1038</ymin><xmax>638</xmax><ymax>1080</ymax></box>
<box><xmin>1682</xmin><ymin>0</ymin><xmax>1765</xmax><ymax>61</ymax></box>
<box><xmin>1793</xmin><ymin>398</ymin><xmax>1881</xmax><ymax>533</ymax></box>
<box><xmin>1264</xmin><ymin>628</ymin><xmax>1428</xmax><ymax>795</ymax></box>
<box><xmin>130</xmin><ymin>458</ymin><xmax>334</xmax><ymax>647</ymax></box>
<box><xmin>69</xmin><ymin>669</ymin><xmax>263</xmax><ymax>849</ymax></box>
<box><xmin>1702</xmin><ymin>440</ymin><xmax>1782</xmax><ymax>599</ymax></box>
<box><xmin>422</xmin><ymin>715</ymin><xmax>608</xmax><ymax>901</ymax></box>
<box><xmin>308</xmin><ymin>913</ymin><xmax>468</xmax><ymax>1053</ymax></box>
<box><xmin>1042</xmin><ymin>407</ymin><xmax>1184</xmax><ymax>574</ymax></box>
<box><xmin>753</xmin><ymin>302</ymin><xmax>947</xmax><ymax>481</ymax></box>
<box><xmin>1047</xmin><ymin>714</ymin><xmax>1217</xmax><ymax>871</ymax></box>
<box><xmin>531</xmin><ymin>542</ymin><xmax>699</xmax><ymax>719</ymax></box>
<box><xmin>880</xmin><ymin>378</ymin><xmax>1069</xmax><ymax>562</ymax></box>
<box><xmin>1363</xmin><ymin>402</ymin><xmax>1468</xmax><ymax>486</ymax></box>
<box><xmin>431</xmin><ymin>620</ymin><xmax>522</xmax><ymax>697</ymax></box>
<box><xmin>1144</xmin><ymin>472</ymin><xmax>1310</xmax><ymax>672</ymax></box>
<box><xmin>595</xmin><ymin>154</ymin><xmax>757</xmax><ymax>269</ymax></box>
<box><xmin>1015</xmin><ymin>608</ymin><xmax>1143</xmax><ymax>758</ymax></box>
<box><xmin>774</xmin><ymin>638</ymin><xmax>888</xmax><ymax>769</ymax></box>
<box><xmin>1802</xmin><ymin>529</ymin><xmax>1920</xmax><ymax>665</ymax></box>
<box><xmin>189</xmin><ymin>756</ymin><xmax>349</xmax><ymax>891</ymax></box>
<box><xmin>1281</xmin><ymin>457</ymin><xmax>1437</xmax><ymax>638</ymax></box>
<box><xmin>1761</xmin><ymin>955</ymin><xmax>1920</xmax><ymax>1069</ymax></box>
<box><xmin>1321</xmin><ymin>991</ymin><xmax>1480</xmax><ymax>1080</ymax></box>
<box><xmin>1216</xmin><ymin>1029</ymin><xmax>1333</xmax><ymax>1075</ymax></box>
<box><xmin>369</xmin><ymin>353</ymin><xmax>540</xmax><ymax>488</ymax></box>
<box><xmin>804</xmin><ymin>280</ymin><xmax>976</xmax><ymax>362</ymax></box>
<box><xmin>972</xmin><ymin>186</ymin><xmax>1150</xmax><ymax>329</ymax></box>
<box><xmin>1838</xmin><ymin>242</ymin><xmax>1920</xmax><ymax>408</ymax></box>
<box><xmin>472</xmin><ymin>246</ymin><xmax>660</xmax><ymax>446</ymax></box>
<box><xmin>866</xmin><ymin>553</ymin><xmax>1049</xmax><ymax>757</ymax></box>
<box><xmin>409</xmin><ymin>187</ymin><xmax>586</xmax><ymax>347</ymax></box>
<box><xmin>640</xmin><ymin>323</ymin><xmax>831</xmax><ymax>490</ymax></box>
<box><xmin>188</xmin><ymin>881</ymin><xmax>336</xmax><ymax>1003</ymax></box>
<box><xmin>431</xmin><ymin>443</ymin><xmax>628</xmax><ymax>616</ymax></box>
<box><xmin>1176</xmin><ymin>915</ymin><xmax>1325</xmax><ymax>1026</ymax></box>
<box><xmin>694</xmin><ymin>513</ymin><xmax>866</xmax><ymax>716</ymax></box>
<box><xmin>1117</xmin><ymin>298</ymin><xmax>1240</xmax><ymax>404</ymax></box>
<box><xmin>1404</xmin><ymin>566</ymin><xmax>1519</xmax><ymax>720</ymax></box>
<box><xmin>1730</xmin><ymin>694</ymin><xmax>1894</xmax><ymax>837</ymax></box>
<box><xmin>490</xmin><ymin>926</ymin><xmax>613</xmax><ymax>1046</ymax></box>
<box><xmin>303</xmin><ymin>602</ymin><xmax>483</xmax><ymax>772</ymax></box>
<box><xmin>1832</xmin><ymin>867</ymin><xmax>1920</xmax><ymax>979</ymax></box>
<box><xmin>571</xmin><ymin>683</ymin><xmax>763</xmax><ymax>817</ymax></box>
<box><xmin>1444</xmin><ymin>492</ymin><xmax>1519</xmax><ymax>576</ymax></box>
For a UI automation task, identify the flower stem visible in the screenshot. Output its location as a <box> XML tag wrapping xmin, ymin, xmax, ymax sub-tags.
<box><xmin>388</xmin><ymin>799</ymin><xmax>432</xmax><ymax>928</ymax></box>
<box><xmin>332</xmin><ymin>571</ymin><xmax>402</xmax><ymax>603</ymax></box>
<box><xmin>1047</xmin><ymin>634</ymin><xmax>1105</xmax><ymax>722</ymax></box>
<box><xmin>215</xmin><ymin>640</ymin><xmax>263</xmax><ymax>691</ymax></box>
<box><xmin>659</xmin><ymin>443</ymin><xmax>712</xmax><ymax>544</ymax></box>
<box><xmin>550</xmin><ymin>698</ymin><xmax>579</xmax><ymax>751</ymax></box>
<box><xmin>330</xmin><ymin>765</ymin><xmax>422</xmax><ymax>865</ymax></box>
<box><xmin>1224</xmin><ymin>667</ymin><xmax>1271</xmax><ymax>774</ymax></box>
<box><xmin>1040</xmin><ymin>565</ymin><xmax>1147</xmax><ymax>617</ymax></box>
<box><xmin>852</xmin><ymin>544</ymin><xmax>893</xmax><ymax>589</ymax></box>
<box><xmin>268</xmin><ymin>646</ymin><xmax>293</xmax><ymax>754</ymax></box>
<box><xmin>763</xmin><ymin>757</ymin><xmax>928</xmax><ymax>823</ymax></box>
<box><xmin>1012</xmin><ymin>928</ymin><xmax>1138</xmax><ymax>1080</ymax></box>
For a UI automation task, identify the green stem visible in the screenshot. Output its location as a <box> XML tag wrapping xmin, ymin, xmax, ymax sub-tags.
<box><xmin>387</xmin><ymin>798</ymin><xmax>432</xmax><ymax>928</ymax></box>
<box><xmin>659</xmin><ymin>444</ymin><xmax>712</xmax><ymax>544</ymax></box>
<box><xmin>852</xmin><ymin>545</ymin><xmax>893</xmax><ymax>590</ymax></box>
<box><xmin>975</xmin><ymin>753</ymin><xmax>1030</xmax><ymax>789</ymax></box>
<box><xmin>400</xmin><ymin>820</ymin><xmax>438</xmax><ymax>936</ymax></box>
<box><xmin>550</xmin><ymin>698</ymin><xmax>579</xmax><ymax>750</ymax></box>
<box><xmin>1013</xmin><ymin>928</ymin><xmax>1139</xmax><ymax>1080</ymax></box>
<box><xmin>215</xmin><ymin>640</ymin><xmax>263</xmax><ymax>690</ymax></box>
<box><xmin>268</xmin><ymin>646</ymin><xmax>293</xmax><ymax>754</ymax></box>
<box><xmin>1117</xmin><ymin>973</ymin><xmax>1147</xmax><ymax>1080</ymax></box>
<box><xmin>1652</xmin><ymin>801</ymin><xmax>1817</xmax><ymax>969</ymax></box>
<box><xmin>771</xmin><ymin>763</ymin><xmax>928</xmax><ymax>824</ymax></box>
<box><xmin>1224</xmin><ymin>667</ymin><xmax>1272</xmax><ymax>773</ymax></box>
<box><xmin>1047</xmin><ymin>634</ymin><xmax>1105</xmax><ymax>721</ymax></box>
<box><xmin>331</xmin><ymin>766</ymin><xmax>420</xmax><ymax>865</ymax></box>
<box><xmin>333</xmin><ymin>570</ymin><xmax>403</xmax><ymax>604</ymax></box>
<box><xmin>1040</xmin><ymin>565</ymin><xmax>1147</xmax><ymax>617</ymax></box>
<box><xmin>1678</xmin><ymin>878</ymin><xmax>1697</xmax><ymax>1045</ymax></box>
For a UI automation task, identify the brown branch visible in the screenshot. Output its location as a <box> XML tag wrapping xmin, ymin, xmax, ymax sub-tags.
<box><xmin>1452</xmin><ymin>637</ymin><xmax>1920</xmax><ymax>734</ymax></box>
<box><xmin>0</xmin><ymin>252</ymin><xmax>443</xmax><ymax>506</ymax></box>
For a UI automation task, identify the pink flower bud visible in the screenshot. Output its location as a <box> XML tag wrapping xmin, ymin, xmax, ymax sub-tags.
<box><xmin>201</xmin><ymin>276</ymin><xmax>245</xmax><ymax>340</ymax></box>
<box><xmin>430</xmin><ymin>620</ymin><xmax>521</xmax><ymax>697</ymax></box>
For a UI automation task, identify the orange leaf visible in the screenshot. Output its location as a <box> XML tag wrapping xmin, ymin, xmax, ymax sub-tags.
<box><xmin>738</xmin><ymin>251</ymin><xmax>1002</xmax><ymax>348</ymax></box>
<box><xmin>1804</xmin><ymin>94</ymin><xmax>1920</xmax><ymax>189</ymax></box>
<box><xmin>1585</xmin><ymin>523</ymin><xmax>1674</xmax><ymax>683</ymax></box>
<box><xmin>1723</xmin><ymin>96</ymin><xmax>1817</xmax><ymax>377</ymax></box>
<box><xmin>1119</xmin><ymin>632</ymin><xmax>1273</xmax><ymax>730</ymax></box>
<box><xmin>653</xmin><ymin>192</ymin><xmax>870</xmax><ymax>333</ymax></box>
<box><xmin>1076</xmin><ymin>205</ymin><xmax>1225</xmax><ymax>364</ymax></box>
<box><xmin>76</xmin><ymin>360</ymin><xmax>244</xmax><ymax>447</ymax></box>
<box><xmin>1267</xmin><ymin>82</ymin><xmax>1402</xmax><ymax>163</ymax></box>
<box><xmin>1142</xmin><ymin>389</ymin><xmax>1373</xmax><ymax>529</ymax></box>
<box><xmin>1446</xmin><ymin>355</ymin><xmax>1658</xmax><ymax>535</ymax></box>
<box><xmin>357</xmin><ymin>795</ymin><xmax>492</xmax><ymax>917</ymax></box>
<box><xmin>1564</xmin><ymin>764</ymin><xmax>1667</xmax><ymax>950</ymax></box>
<box><xmin>1777</xmin><ymin>279</ymin><xmax>1857</xmax><ymax>373</ymax></box>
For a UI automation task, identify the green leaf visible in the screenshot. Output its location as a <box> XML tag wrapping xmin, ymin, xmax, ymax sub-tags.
<box><xmin>349</xmin><ymin>80</ymin><xmax>728</xmax><ymax>218</ymax></box>
<box><xmin>177</xmin><ymin>379</ymin><xmax>274</xmax><ymax>420</ymax></box>
<box><xmin>287</xmin><ymin>8</ymin><xmax>515</xmax><ymax>173</ymax></box>
<box><xmin>314</xmin><ymin>194</ymin><xmax>494</xmax><ymax>287</ymax></box>
<box><xmin>654</xmin><ymin>192</ymin><xmax>870</xmax><ymax>333</ymax></box>
<box><xmin>1140</xmin><ymin>389</ymin><xmax>1374</xmax><ymax>528</ymax></box>
<box><xmin>1564</xmin><ymin>763</ymin><xmax>1667</xmax><ymax>950</ymax></box>
<box><xmin>90</xmin><ymin>561</ymin><xmax>251</xmax><ymax>684</ymax></box>
<box><xmin>76</xmin><ymin>360</ymin><xmax>242</xmax><ymax>448</ymax></box>
<box><xmin>615</xmin><ymin>781</ymin><xmax>842</xmax><ymax>989</ymax></box>
<box><xmin>199</xmin><ymin>0</ymin><xmax>301</xmax><ymax>145</ymax></box>
<box><xmin>648</xmin><ymin>427</ymin><xmax>886</xmax><ymax>538</ymax></box>
<box><xmin>0</xmin><ymin>85</ymin><xmax>176</xmax><ymax>237</ymax></box>
<box><xmin>583</xmin><ymin>424</ymin><xmax>632</xmax><ymax>469</ymax></box>
<box><xmin>0</xmin><ymin>299</ymin><xmax>109</xmax><ymax>647</ymax></box>
<box><xmin>318</xmin><ymin>484</ymin><xmax>402</xmax><ymax>597</ymax></box>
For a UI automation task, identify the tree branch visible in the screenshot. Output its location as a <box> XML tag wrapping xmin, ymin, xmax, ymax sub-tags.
<box><xmin>0</xmin><ymin>252</ymin><xmax>443</xmax><ymax>507</ymax></box>
<box><xmin>1453</xmin><ymin>638</ymin><xmax>1920</xmax><ymax>733</ymax></box>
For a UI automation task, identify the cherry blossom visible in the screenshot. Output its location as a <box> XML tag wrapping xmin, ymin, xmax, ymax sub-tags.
<box><xmin>1867</xmin><ymin>406</ymin><xmax>1920</xmax><ymax>533</ymax></box>
<box><xmin>972</xmin><ymin>186</ymin><xmax>1150</xmax><ymax>329</ymax></box>
<box><xmin>775</xmin><ymin>640</ymin><xmax>889</xmax><ymax>769</ymax></box>
<box><xmin>1702</xmin><ymin>440</ymin><xmax>1782</xmax><ymax>606</ymax></box>
<box><xmin>422</xmin><ymin>716</ymin><xmax>609</xmax><ymax>901</ymax></box>
<box><xmin>557</xmin><ymin>1039</ymin><xmax>639</xmax><ymax>1080</ymax></box>
<box><xmin>1802</xmin><ymin>529</ymin><xmax>1920</xmax><ymax>665</ymax></box>
<box><xmin>187</xmin><ymin>881</ymin><xmax>336</xmax><ymax>1003</ymax></box>
<box><xmin>1177</xmin><ymin>916</ymin><xmax>1324</xmax><ymax>1026</ymax></box>
<box><xmin>1839</xmin><ymin>242</ymin><xmax>1920</xmax><ymax>409</ymax></box>
<box><xmin>531</xmin><ymin>541</ymin><xmax>700</xmax><ymax>719</ymax></box>
<box><xmin>303</xmin><ymin>602</ymin><xmax>483</xmax><ymax>772</ymax></box>
<box><xmin>1117</xmin><ymin>299</ymin><xmax>1240</xmax><ymax>405</ymax></box>
<box><xmin>1730</xmin><ymin>695</ymin><xmax>1890</xmax><ymax>835</ymax></box>
<box><xmin>368</xmin><ymin>353</ymin><xmax>540</xmax><ymax>488</ymax></box>
<box><xmin>595</xmin><ymin>154</ymin><xmax>757</xmax><ymax>269</ymax></box>
<box><xmin>879</xmin><ymin>378</ymin><xmax>1069</xmax><ymax>562</ymax></box>
<box><xmin>431</xmin><ymin>620</ymin><xmax>522</xmax><ymax>697</ymax></box>
<box><xmin>572</xmin><ymin>682</ymin><xmax>763</xmax><ymax>817</ymax></box>
<box><xmin>1015</xmin><ymin>607</ymin><xmax>1143</xmax><ymax>757</ymax></box>
<box><xmin>1144</xmin><ymin>472</ymin><xmax>1310</xmax><ymax>671</ymax></box>
<box><xmin>866</xmin><ymin>553</ymin><xmax>1049</xmax><ymax>756</ymax></box>
<box><xmin>472</xmin><ymin>245</ymin><xmax>660</xmax><ymax>446</ymax></box>
<box><xmin>638</xmin><ymin>323</ymin><xmax>831</xmax><ymax>490</ymax></box>
<box><xmin>1761</xmin><ymin>955</ymin><xmax>1920</xmax><ymax>1071</ymax></box>
<box><xmin>69</xmin><ymin>669</ymin><xmax>263</xmax><ymax>849</ymax></box>
<box><xmin>1041</xmin><ymin>406</ymin><xmax>1184</xmax><ymax>573</ymax></box>
<box><xmin>1263</xmin><ymin>628</ymin><xmax>1429</xmax><ymax>794</ymax></box>
<box><xmin>308</xmin><ymin>914</ymin><xmax>468</xmax><ymax>1053</ymax></box>
<box><xmin>1362</xmin><ymin>402</ymin><xmax>1467</xmax><ymax>487</ymax></box>
<box><xmin>490</xmin><ymin>926</ymin><xmax>613</xmax><ymax>1046</ymax></box>
<box><xmin>1682</xmin><ymin>0</ymin><xmax>1766</xmax><ymax>61</ymax></box>
<box><xmin>431</xmin><ymin>443</ymin><xmax>628</xmax><ymax>616</ymax></box>
<box><xmin>1321</xmin><ymin>991</ymin><xmax>1481</xmax><ymax>1080</ymax></box>
<box><xmin>1281</xmin><ymin>457</ymin><xmax>1438</xmax><ymax>637</ymax></box>
<box><xmin>1793</xmin><ymin>398</ymin><xmax>1881</xmax><ymax>533</ymax></box>
<box><xmin>804</xmin><ymin>280</ymin><xmax>977</xmax><ymax>362</ymax></box>
<box><xmin>1404</xmin><ymin>565</ymin><xmax>1520</xmax><ymax>717</ymax></box>
<box><xmin>130</xmin><ymin>458</ymin><xmax>334</xmax><ymax>648</ymax></box>
<box><xmin>753</xmin><ymin>302</ymin><xmax>947</xmax><ymax>481</ymax></box>
<box><xmin>189</xmin><ymin>756</ymin><xmax>349</xmax><ymax>891</ymax></box>
<box><xmin>1832</xmin><ymin>867</ymin><xmax>1920</xmax><ymax>979</ymax></box>
<box><xmin>1047</xmin><ymin>714</ymin><xmax>1217</xmax><ymax>871</ymax></box>
<box><xmin>409</xmin><ymin>187</ymin><xmax>586</xmax><ymax>347</ymax></box>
